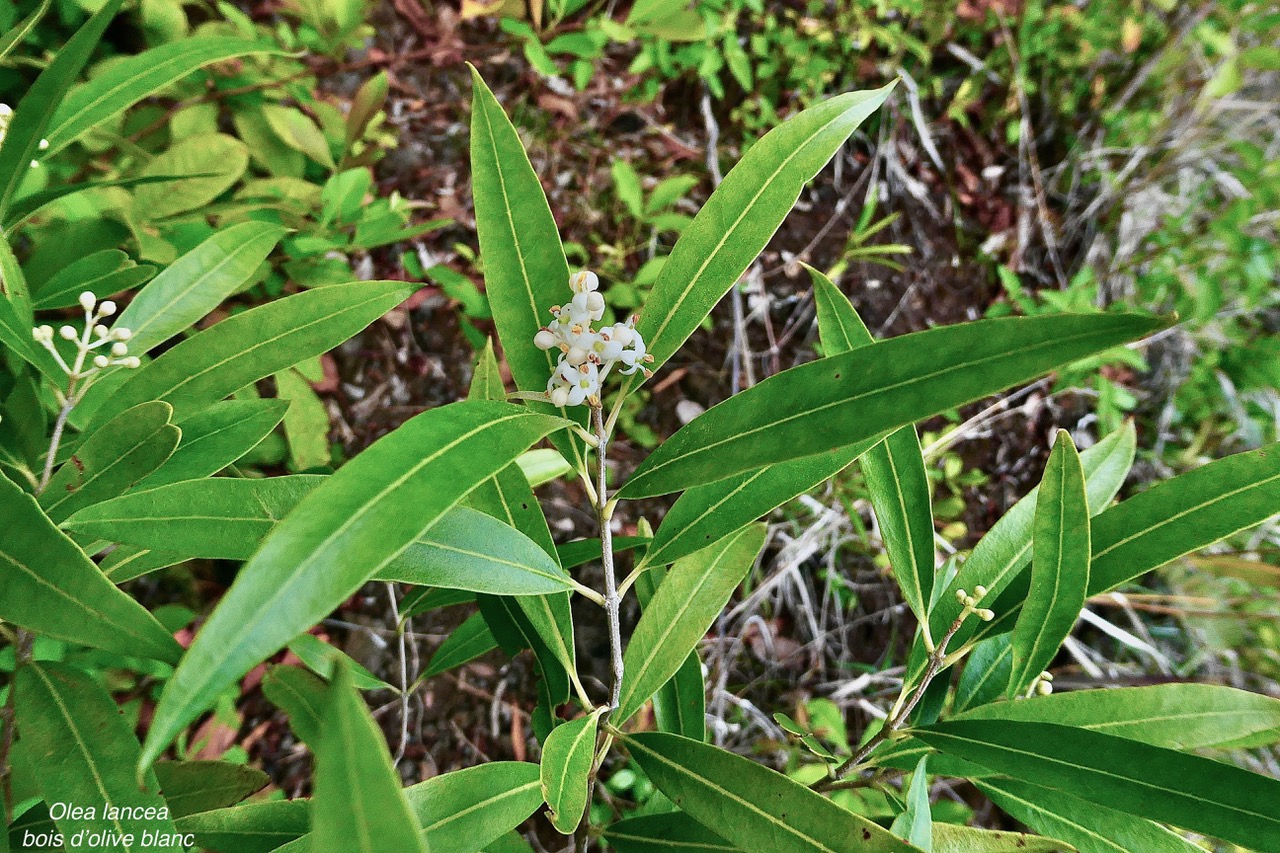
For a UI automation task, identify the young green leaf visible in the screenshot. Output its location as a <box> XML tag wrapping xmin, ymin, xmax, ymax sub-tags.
<box><xmin>424</xmin><ymin>611</ymin><xmax>498</xmax><ymax>677</ymax></box>
<box><xmin>540</xmin><ymin>709</ymin><xmax>603</xmax><ymax>834</ymax></box>
<box><xmin>0</xmin><ymin>476</ymin><xmax>181</xmax><ymax>663</ymax></box>
<box><xmin>86</xmin><ymin>281</ymin><xmax>409</xmax><ymax>427</ymax></box>
<box><xmin>0</xmin><ymin>0</ymin><xmax>123</xmax><ymax>218</ymax></box>
<box><xmin>1009</xmin><ymin>431</ymin><xmax>1089</xmax><ymax>696</ymax></box>
<box><xmin>814</xmin><ymin>269</ymin><xmax>937</xmax><ymax>629</ymax></box>
<box><xmin>977</xmin><ymin>777</ymin><xmax>1202</xmax><ymax>853</ymax></box>
<box><xmin>616</xmin><ymin>524</ymin><xmax>766</xmax><ymax>725</ymax></box>
<box><xmin>153</xmin><ymin>760</ymin><xmax>268</xmax><ymax>818</ymax></box>
<box><xmin>311</xmin><ymin>662</ymin><xmax>427</xmax><ymax>853</ymax></box>
<box><xmin>468</xmin><ymin>65</ymin><xmax>588</xmax><ymax>474</ymax></box>
<box><xmin>623</xmin><ymin>732</ymin><xmax>923</xmax><ymax>853</ymax></box>
<box><xmin>915</xmin><ymin>720</ymin><xmax>1280</xmax><ymax>851</ymax></box>
<box><xmin>43</xmin><ymin>37</ymin><xmax>280</xmax><ymax>156</ymax></box>
<box><xmin>638</xmin><ymin>84</ymin><xmax>894</xmax><ymax>374</ymax></box>
<box><xmin>16</xmin><ymin>662</ymin><xmax>180</xmax><ymax>850</ymax></box>
<box><xmin>621</xmin><ymin>314</ymin><xmax>1163</xmax><ymax>498</ymax></box>
<box><xmin>955</xmin><ymin>683</ymin><xmax>1280</xmax><ymax>750</ymax></box>
<box><xmin>138</xmin><ymin>399</ymin><xmax>289</xmax><ymax>487</ymax></box>
<box><xmin>115</xmin><ymin>222</ymin><xmax>286</xmax><ymax>355</ymax></box>
<box><xmin>635</xmin><ymin>564</ymin><xmax>706</xmax><ymax>741</ymax></box>
<box><xmin>173</xmin><ymin>800</ymin><xmax>310</xmax><ymax>853</ymax></box>
<box><xmin>39</xmin><ymin>401</ymin><xmax>180</xmax><ymax>523</ymax></box>
<box><xmin>888</xmin><ymin>757</ymin><xmax>932</xmax><ymax>851</ymax></box>
<box><xmin>141</xmin><ymin>401</ymin><xmax>566</xmax><ymax>775</ymax></box>
<box><xmin>605</xmin><ymin>812</ymin><xmax>737</xmax><ymax>852</ymax></box>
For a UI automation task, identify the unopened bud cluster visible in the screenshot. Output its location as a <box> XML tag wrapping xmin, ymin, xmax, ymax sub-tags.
<box><xmin>534</xmin><ymin>271</ymin><xmax>652</xmax><ymax>408</ymax></box>
<box><xmin>33</xmin><ymin>292</ymin><xmax>140</xmax><ymax>384</ymax></box>
<box><xmin>1027</xmin><ymin>670</ymin><xmax>1054</xmax><ymax>697</ymax></box>
<box><xmin>0</xmin><ymin>104</ymin><xmax>50</xmax><ymax>168</ymax></box>
<box><xmin>954</xmin><ymin>585</ymin><xmax>995</xmax><ymax>622</ymax></box>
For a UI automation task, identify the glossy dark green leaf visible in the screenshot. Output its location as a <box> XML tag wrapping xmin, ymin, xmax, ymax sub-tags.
<box><xmin>953</xmin><ymin>635</ymin><xmax>1012</xmax><ymax>714</ymax></box>
<box><xmin>16</xmin><ymin>662</ymin><xmax>179</xmax><ymax>851</ymax></box>
<box><xmin>141</xmin><ymin>401</ymin><xmax>567</xmax><ymax>774</ymax></box>
<box><xmin>424</xmin><ymin>611</ymin><xmax>497</xmax><ymax>677</ymax></box>
<box><xmin>311</xmin><ymin>662</ymin><xmax>427</xmax><ymax>853</ymax></box>
<box><xmin>173</xmin><ymin>800</ymin><xmax>310</xmax><ymax>853</ymax></box>
<box><xmin>115</xmin><ymin>222</ymin><xmax>286</xmax><ymax>355</ymax></box>
<box><xmin>605</xmin><ymin>812</ymin><xmax>736</xmax><ymax>852</ymax></box>
<box><xmin>622</xmin><ymin>314</ymin><xmax>1162</xmax><ymax>498</ymax></box>
<box><xmin>616</xmin><ymin>524</ymin><xmax>765</xmax><ymax>725</ymax></box>
<box><xmin>956</xmin><ymin>683</ymin><xmax>1280</xmax><ymax>750</ymax></box>
<box><xmin>915</xmin><ymin>720</ymin><xmax>1280</xmax><ymax>850</ymax></box>
<box><xmin>540</xmin><ymin>710</ymin><xmax>602</xmax><ymax>834</ymax></box>
<box><xmin>1009</xmin><ymin>432</ymin><xmax>1089</xmax><ymax>696</ymax></box>
<box><xmin>154</xmin><ymin>760</ymin><xmax>268</xmax><ymax>818</ymax></box>
<box><xmin>261</xmin><ymin>664</ymin><xmax>327</xmax><ymax>746</ymax></box>
<box><xmin>0</xmin><ymin>0</ymin><xmax>123</xmax><ymax>218</ymax></box>
<box><xmin>469</xmin><ymin>65</ymin><xmax>588</xmax><ymax>474</ymax></box>
<box><xmin>40</xmin><ymin>401</ymin><xmax>180</xmax><ymax>523</ymax></box>
<box><xmin>814</xmin><ymin>269</ymin><xmax>936</xmax><ymax>628</ymax></box>
<box><xmin>44</xmin><ymin>37</ymin><xmax>279</xmax><ymax>155</ymax></box>
<box><xmin>624</xmin><ymin>732</ymin><xmax>922</xmax><ymax>852</ymax></box>
<box><xmin>638</xmin><ymin>85</ymin><xmax>894</xmax><ymax>374</ymax></box>
<box><xmin>0</xmin><ymin>476</ymin><xmax>181</xmax><ymax>663</ymax></box>
<box><xmin>977</xmin><ymin>777</ymin><xmax>1200</xmax><ymax>853</ymax></box>
<box><xmin>635</xmin><ymin>563</ymin><xmax>705</xmax><ymax>741</ymax></box>
<box><xmin>88</xmin><ymin>281</ymin><xmax>409</xmax><ymax>427</ymax></box>
<box><xmin>139</xmin><ymin>399</ymin><xmax>289</xmax><ymax>487</ymax></box>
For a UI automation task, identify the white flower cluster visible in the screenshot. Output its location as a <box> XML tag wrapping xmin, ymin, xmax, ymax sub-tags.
<box><xmin>33</xmin><ymin>291</ymin><xmax>140</xmax><ymax>383</ymax></box>
<box><xmin>534</xmin><ymin>270</ymin><xmax>652</xmax><ymax>408</ymax></box>
<box><xmin>0</xmin><ymin>104</ymin><xmax>50</xmax><ymax>168</ymax></box>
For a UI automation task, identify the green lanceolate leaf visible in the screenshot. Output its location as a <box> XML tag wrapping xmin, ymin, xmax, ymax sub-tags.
<box><xmin>115</xmin><ymin>222</ymin><xmax>286</xmax><ymax>355</ymax></box>
<box><xmin>0</xmin><ymin>0</ymin><xmax>123</xmax><ymax>218</ymax></box>
<box><xmin>39</xmin><ymin>401</ymin><xmax>180</xmax><ymax>523</ymax></box>
<box><xmin>16</xmin><ymin>662</ymin><xmax>180</xmax><ymax>852</ymax></box>
<box><xmin>624</xmin><ymin>732</ymin><xmax>923</xmax><ymax>853</ymax></box>
<box><xmin>931</xmin><ymin>823</ymin><xmax>1076</xmax><ymax>853</ymax></box>
<box><xmin>471</xmin><ymin>338</ymin><xmax>506</xmax><ymax>401</ymax></box>
<box><xmin>888</xmin><ymin>757</ymin><xmax>931</xmax><ymax>850</ymax></box>
<box><xmin>541</xmin><ymin>710</ymin><xmax>603</xmax><ymax>834</ymax></box>
<box><xmin>401</xmin><ymin>587</ymin><xmax>474</xmax><ymax>620</ymax></box>
<box><xmin>88</xmin><ymin>281</ymin><xmax>409</xmax><ymax>427</ymax></box>
<box><xmin>605</xmin><ymin>812</ymin><xmax>737</xmax><ymax>852</ymax></box>
<box><xmin>635</xmin><ymin>564</ymin><xmax>706</xmax><ymax>741</ymax></box>
<box><xmin>140</xmin><ymin>401</ymin><xmax>567</xmax><ymax>775</ymax></box>
<box><xmin>173</xmin><ymin>800</ymin><xmax>310</xmax><ymax>853</ymax></box>
<box><xmin>139</xmin><ymin>399</ymin><xmax>289</xmax><ymax>487</ymax></box>
<box><xmin>311</xmin><ymin>663</ymin><xmax>428</xmax><ymax>853</ymax></box>
<box><xmin>915</xmin><ymin>720</ymin><xmax>1280</xmax><ymax>851</ymax></box>
<box><xmin>0</xmin><ymin>476</ymin><xmax>181</xmax><ymax>663</ymax></box>
<box><xmin>955</xmin><ymin>683</ymin><xmax>1280</xmax><ymax>750</ymax></box>
<box><xmin>0</xmin><ymin>0</ymin><xmax>51</xmax><ymax>64</ymax></box>
<box><xmin>976</xmin><ymin>777</ymin><xmax>1200</xmax><ymax>853</ymax></box>
<box><xmin>917</xmin><ymin>423</ymin><xmax>1135</xmax><ymax>678</ymax></box>
<box><xmin>424</xmin><ymin>611</ymin><xmax>498</xmax><ymax>677</ymax></box>
<box><xmin>621</xmin><ymin>314</ymin><xmax>1163</xmax><ymax>499</ymax></box>
<box><xmin>1009</xmin><ymin>431</ymin><xmax>1089</xmax><ymax>696</ymax></box>
<box><xmin>406</xmin><ymin>762</ymin><xmax>543</xmax><ymax>853</ymax></box>
<box><xmin>638</xmin><ymin>85</ymin><xmax>894</xmax><ymax>374</ymax></box>
<box><xmin>154</xmin><ymin>760</ymin><xmax>268</xmax><ymax>818</ymax></box>
<box><xmin>63</xmin><ymin>474</ymin><xmax>325</xmax><ymax>558</ymax></box>
<box><xmin>557</xmin><ymin>535</ymin><xmax>650</xmax><ymax>569</ymax></box>
<box><xmin>32</xmin><ymin>248</ymin><xmax>155</xmax><ymax>310</ymax></box>
<box><xmin>953</xmin><ymin>635</ymin><xmax>1012</xmax><ymax>714</ymax></box>
<box><xmin>616</xmin><ymin>524</ymin><xmax>766</xmax><ymax>726</ymax></box>
<box><xmin>288</xmin><ymin>633</ymin><xmax>394</xmax><ymax>691</ymax></box>
<box><xmin>469</xmin><ymin>65</ymin><xmax>587</xmax><ymax>474</ymax></box>
<box><xmin>100</xmin><ymin>546</ymin><xmax>188</xmax><ymax>583</ymax></box>
<box><xmin>261</xmin><ymin>665</ymin><xmax>328</xmax><ymax>746</ymax></box>
<box><xmin>814</xmin><ymin>269</ymin><xmax>937</xmax><ymax>630</ymax></box>
<box><xmin>44</xmin><ymin>37</ymin><xmax>279</xmax><ymax>155</ymax></box>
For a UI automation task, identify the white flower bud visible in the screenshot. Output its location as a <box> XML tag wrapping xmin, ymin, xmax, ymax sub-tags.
<box><xmin>534</xmin><ymin>330</ymin><xmax>557</xmax><ymax>350</ymax></box>
<box><xmin>124</xmin><ymin>357</ymin><xmax>141</xmax><ymax>369</ymax></box>
<box><xmin>38</xmin><ymin>138</ymin><xmax>49</xmax><ymax>151</ymax></box>
<box><xmin>79</xmin><ymin>291</ymin><xmax>96</xmax><ymax>312</ymax></box>
<box><xmin>112</xmin><ymin>327</ymin><xmax>132</xmax><ymax>341</ymax></box>
<box><xmin>977</xmin><ymin>608</ymin><xmax>995</xmax><ymax>621</ymax></box>
<box><xmin>570</xmin><ymin>270</ymin><xmax>599</xmax><ymax>293</ymax></box>
<box><xmin>1036</xmin><ymin>680</ymin><xmax>1053</xmax><ymax>696</ymax></box>
<box><xmin>955</xmin><ymin>589</ymin><xmax>968</xmax><ymax>603</ymax></box>
<box><xmin>99</xmin><ymin>300</ymin><xmax>116</xmax><ymax>316</ymax></box>
<box><xmin>549</xmin><ymin>386</ymin><xmax>570</xmax><ymax>407</ymax></box>
<box><xmin>59</xmin><ymin>325</ymin><xmax>77</xmax><ymax>340</ymax></box>
<box><xmin>974</xmin><ymin>585</ymin><xmax>988</xmax><ymax>599</ymax></box>
<box><xmin>93</xmin><ymin>355</ymin><xmax>109</xmax><ymax>369</ymax></box>
<box><xmin>111</xmin><ymin>342</ymin><xmax>128</xmax><ymax>356</ymax></box>
<box><xmin>566</xmin><ymin>346</ymin><xmax>589</xmax><ymax>366</ymax></box>
<box><xmin>94</xmin><ymin>324</ymin><xmax>109</xmax><ymax>338</ymax></box>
